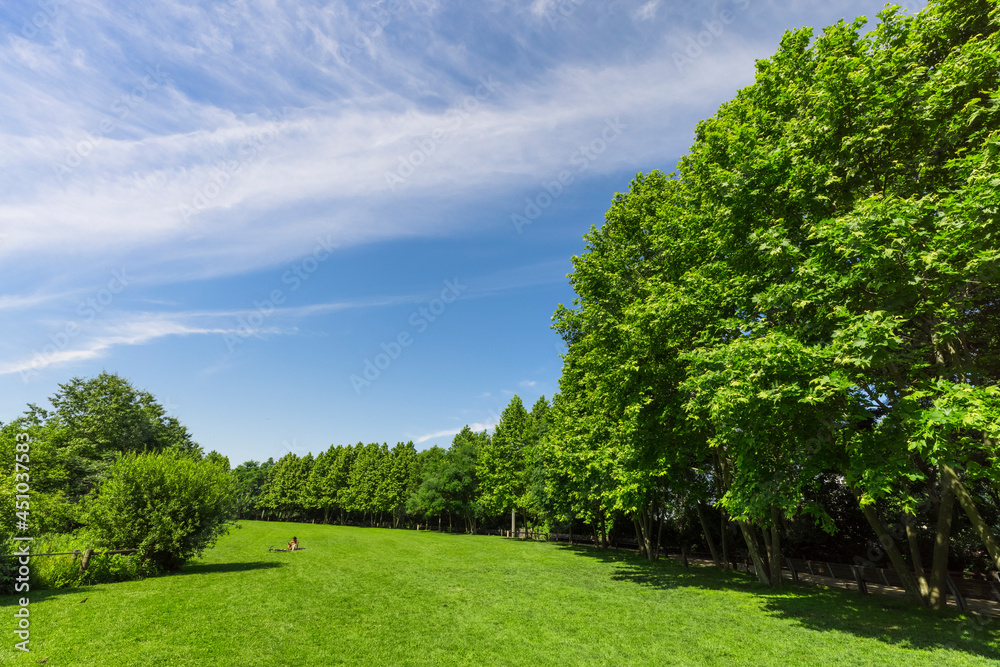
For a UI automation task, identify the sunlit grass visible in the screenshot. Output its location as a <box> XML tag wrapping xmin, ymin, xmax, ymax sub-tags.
<box><xmin>1</xmin><ymin>521</ymin><xmax>997</xmax><ymax>666</ymax></box>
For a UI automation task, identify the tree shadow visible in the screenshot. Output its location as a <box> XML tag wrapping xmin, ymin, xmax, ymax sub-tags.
<box><xmin>174</xmin><ymin>561</ymin><xmax>284</xmax><ymax>577</ymax></box>
<box><xmin>557</xmin><ymin>543</ymin><xmax>1000</xmax><ymax>661</ymax></box>
<box><xmin>0</xmin><ymin>561</ymin><xmax>284</xmax><ymax>604</ymax></box>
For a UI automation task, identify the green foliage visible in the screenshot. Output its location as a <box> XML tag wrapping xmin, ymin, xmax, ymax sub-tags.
<box><xmin>231</xmin><ymin>458</ymin><xmax>274</xmax><ymax>518</ymax></box>
<box><xmin>407</xmin><ymin>446</ymin><xmax>448</xmax><ymax>519</ymax></box>
<box><xmin>347</xmin><ymin>443</ymin><xmax>391</xmax><ymax>516</ymax></box>
<box><xmin>260</xmin><ymin>453</ymin><xmax>313</xmax><ymax>517</ymax></box>
<box><xmin>406</xmin><ymin>429</ymin><xmax>486</xmax><ymax>530</ymax></box>
<box><xmin>546</xmin><ymin>0</ymin><xmax>1000</xmax><ymax>582</ymax></box>
<box><xmin>478</xmin><ymin>396</ymin><xmax>530</xmax><ymax>515</ymax></box>
<box><xmin>0</xmin><ymin>372</ymin><xmax>203</xmax><ymax>532</ymax></box>
<box><xmin>0</xmin><ymin>420</ymin><xmax>77</xmax><ymax>535</ymax></box>
<box><xmin>82</xmin><ymin>450</ymin><xmax>236</xmax><ymax>571</ymax></box>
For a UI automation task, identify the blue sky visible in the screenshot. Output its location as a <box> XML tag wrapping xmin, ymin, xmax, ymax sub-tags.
<box><xmin>0</xmin><ymin>0</ymin><xmax>924</xmax><ymax>465</ymax></box>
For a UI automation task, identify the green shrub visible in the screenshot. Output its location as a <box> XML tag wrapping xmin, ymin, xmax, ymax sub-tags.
<box><xmin>82</xmin><ymin>450</ymin><xmax>236</xmax><ymax>571</ymax></box>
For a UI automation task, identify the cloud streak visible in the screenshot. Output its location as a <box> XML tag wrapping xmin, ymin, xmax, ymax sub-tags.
<box><xmin>0</xmin><ymin>0</ymin><xmax>772</xmax><ymax>288</ymax></box>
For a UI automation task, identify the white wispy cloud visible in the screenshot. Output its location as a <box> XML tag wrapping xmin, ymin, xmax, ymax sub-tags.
<box><xmin>0</xmin><ymin>289</ymin><xmax>79</xmax><ymax>311</ymax></box>
<box><xmin>0</xmin><ymin>268</ymin><xmax>560</xmax><ymax>378</ymax></box>
<box><xmin>0</xmin><ymin>316</ymin><xmax>241</xmax><ymax>378</ymax></box>
<box><xmin>0</xmin><ymin>0</ymin><xmax>905</xmax><ymax>305</ymax></box>
<box><xmin>0</xmin><ymin>0</ymin><xmax>765</xmax><ymax>287</ymax></box>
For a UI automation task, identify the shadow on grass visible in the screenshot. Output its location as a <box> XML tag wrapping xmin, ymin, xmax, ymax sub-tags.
<box><xmin>557</xmin><ymin>543</ymin><xmax>1000</xmax><ymax>661</ymax></box>
<box><xmin>177</xmin><ymin>561</ymin><xmax>284</xmax><ymax>576</ymax></box>
<box><xmin>0</xmin><ymin>561</ymin><xmax>284</xmax><ymax>605</ymax></box>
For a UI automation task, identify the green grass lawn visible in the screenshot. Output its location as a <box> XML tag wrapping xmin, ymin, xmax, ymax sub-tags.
<box><xmin>2</xmin><ymin>521</ymin><xmax>998</xmax><ymax>666</ymax></box>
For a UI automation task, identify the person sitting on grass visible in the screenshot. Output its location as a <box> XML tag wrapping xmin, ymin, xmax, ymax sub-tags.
<box><xmin>287</xmin><ymin>537</ymin><xmax>299</xmax><ymax>551</ymax></box>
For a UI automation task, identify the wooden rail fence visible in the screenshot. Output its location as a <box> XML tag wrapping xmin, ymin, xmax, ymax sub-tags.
<box><xmin>1</xmin><ymin>548</ymin><xmax>138</xmax><ymax>572</ymax></box>
<box><xmin>781</xmin><ymin>557</ymin><xmax>1000</xmax><ymax>612</ymax></box>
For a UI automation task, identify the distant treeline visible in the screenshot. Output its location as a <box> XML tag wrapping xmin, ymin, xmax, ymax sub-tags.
<box><xmin>232</xmin><ymin>395</ymin><xmax>548</xmax><ymax>536</ymax></box>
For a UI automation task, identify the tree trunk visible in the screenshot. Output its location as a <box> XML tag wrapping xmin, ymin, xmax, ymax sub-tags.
<box><xmin>636</xmin><ymin>508</ymin><xmax>658</xmax><ymax>561</ymax></box>
<box><xmin>902</xmin><ymin>512</ymin><xmax>930</xmax><ymax>600</ymax></box>
<box><xmin>755</xmin><ymin>522</ymin><xmax>771</xmax><ymax>576</ymax></box>
<box><xmin>654</xmin><ymin>512</ymin><xmax>664</xmax><ymax>562</ymax></box>
<box><xmin>600</xmin><ymin>511</ymin><xmax>608</xmax><ymax>550</ymax></box>
<box><xmin>633</xmin><ymin>516</ymin><xmax>646</xmax><ymax>558</ymax></box>
<box><xmin>721</xmin><ymin>509</ymin><xmax>731</xmax><ymax>569</ymax></box>
<box><xmin>767</xmin><ymin>506</ymin><xmax>782</xmax><ymax>588</ymax></box>
<box><xmin>945</xmin><ymin>464</ymin><xmax>1000</xmax><ymax>571</ymax></box>
<box><xmin>738</xmin><ymin>520</ymin><xmax>771</xmax><ymax>586</ymax></box>
<box><xmin>696</xmin><ymin>502</ymin><xmax>722</xmax><ymax>568</ymax></box>
<box><xmin>929</xmin><ymin>469</ymin><xmax>957</xmax><ymax>609</ymax></box>
<box><xmin>856</xmin><ymin>495</ymin><xmax>927</xmax><ymax>606</ymax></box>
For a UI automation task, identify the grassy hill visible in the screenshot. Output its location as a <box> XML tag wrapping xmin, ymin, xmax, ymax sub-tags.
<box><xmin>1</xmin><ymin>521</ymin><xmax>997</xmax><ymax>666</ymax></box>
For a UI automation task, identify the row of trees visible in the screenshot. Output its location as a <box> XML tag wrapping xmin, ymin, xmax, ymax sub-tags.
<box><xmin>232</xmin><ymin>397</ymin><xmax>553</xmax><ymax>536</ymax></box>
<box><xmin>540</xmin><ymin>0</ymin><xmax>1000</xmax><ymax>609</ymax></box>
<box><xmin>0</xmin><ymin>370</ymin><xmax>561</xmax><ymax>581</ymax></box>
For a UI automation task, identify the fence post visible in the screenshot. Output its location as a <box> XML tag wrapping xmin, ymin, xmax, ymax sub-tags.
<box><xmin>946</xmin><ymin>576</ymin><xmax>968</xmax><ymax>613</ymax></box>
<box><xmin>786</xmin><ymin>558</ymin><xmax>799</xmax><ymax>584</ymax></box>
<box><xmin>850</xmin><ymin>565</ymin><xmax>868</xmax><ymax>595</ymax></box>
<box><xmin>79</xmin><ymin>548</ymin><xmax>94</xmax><ymax>572</ymax></box>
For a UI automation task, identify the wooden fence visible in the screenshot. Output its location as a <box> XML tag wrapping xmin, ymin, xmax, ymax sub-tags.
<box><xmin>782</xmin><ymin>557</ymin><xmax>1000</xmax><ymax>611</ymax></box>
<box><xmin>1</xmin><ymin>548</ymin><xmax>138</xmax><ymax>572</ymax></box>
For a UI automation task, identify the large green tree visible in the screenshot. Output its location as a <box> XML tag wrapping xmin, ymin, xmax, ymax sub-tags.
<box><xmin>548</xmin><ymin>0</ymin><xmax>1000</xmax><ymax>595</ymax></box>
<box><xmin>1</xmin><ymin>372</ymin><xmax>205</xmax><ymax>536</ymax></box>
<box><xmin>479</xmin><ymin>396</ymin><xmax>532</xmax><ymax>534</ymax></box>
